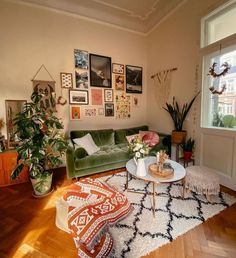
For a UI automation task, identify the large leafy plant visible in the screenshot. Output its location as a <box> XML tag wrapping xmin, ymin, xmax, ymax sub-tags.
<box><xmin>163</xmin><ymin>92</ymin><xmax>200</xmax><ymax>131</ymax></box>
<box><xmin>11</xmin><ymin>91</ymin><xmax>68</xmax><ymax>179</ymax></box>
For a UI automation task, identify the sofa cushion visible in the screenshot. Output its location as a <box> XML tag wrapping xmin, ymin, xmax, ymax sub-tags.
<box><xmin>71</xmin><ymin>129</ymin><xmax>115</xmax><ymax>147</ymax></box>
<box><xmin>73</xmin><ymin>134</ymin><xmax>100</xmax><ymax>155</ymax></box>
<box><xmin>139</xmin><ymin>131</ymin><xmax>160</xmax><ymax>147</ymax></box>
<box><xmin>75</xmin><ymin>144</ymin><xmax>130</xmax><ymax>170</ymax></box>
<box><xmin>115</xmin><ymin>125</ymin><xmax>148</xmax><ymax>144</ymax></box>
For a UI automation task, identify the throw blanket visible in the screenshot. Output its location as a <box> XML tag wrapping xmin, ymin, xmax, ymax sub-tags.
<box><xmin>63</xmin><ymin>178</ymin><xmax>133</xmax><ymax>257</ymax></box>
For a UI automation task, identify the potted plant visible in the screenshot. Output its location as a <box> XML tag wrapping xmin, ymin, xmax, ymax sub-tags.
<box><xmin>181</xmin><ymin>137</ymin><xmax>195</xmax><ymax>160</ymax></box>
<box><xmin>11</xmin><ymin>91</ymin><xmax>68</xmax><ymax>197</ymax></box>
<box><xmin>163</xmin><ymin>92</ymin><xmax>200</xmax><ymax>144</ymax></box>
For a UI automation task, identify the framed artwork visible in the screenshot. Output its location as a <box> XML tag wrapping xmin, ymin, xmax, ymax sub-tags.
<box><xmin>105</xmin><ymin>103</ymin><xmax>114</xmax><ymax>117</ymax></box>
<box><xmin>32</xmin><ymin>80</ymin><xmax>56</xmax><ymax>112</ymax></box>
<box><xmin>74</xmin><ymin>49</ymin><xmax>88</xmax><ymax>69</ymax></box>
<box><xmin>132</xmin><ymin>95</ymin><xmax>140</xmax><ymax>107</ymax></box>
<box><xmin>104</xmin><ymin>89</ymin><xmax>113</xmax><ymax>102</ymax></box>
<box><xmin>112</xmin><ymin>63</ymin><xmax>124</xmax><ymax>74</ymax></box>
<box><xmin>91</xmin><ymin>89</ymin><xmax>103</xmax><ymax>105</ymax></box>
<box><xmin>84</xmin><ymin>108</ymin><xmax>97</xmax><ymax>117</ymax></box>
<box><xmin>75</xmin><ymin>69</ymin><xmax>88</xmax><ymax>89</ymax></box>
<box><xmin>5</xmin><ymin>100</ymin><xmax>27</xmax><ymax>149</ymax></box>
<box><xmin>89</xmin><ymin>54</ymin><xmax>112</xmax><ymax>88</ymax></box>
<box><xmin>70</xmin><ymin>106</ymin><xmax>81</xmax><ymax>120</ymax></box>
<box><xmin>126</xmin><ymin>65</ymin><xmax>143</xmax><ymax>94</ymax></box>
<box><xmin>98</xmin><ymin>108</ymin><xmax>104</xmax><ymax>116</ymax></box>
<box><xmin>60</xmin><ymin>72</ymin><xmax>73</xmax><ymax>88</ymax></box>
<box><xmin>115</xmin><ymin>75</ymin><xmax>124</xmax><ymax>90</ymax></box>
<box><xmin>69</xmin><ymin>90</ymin><xmax>89</xmax><ymax>105</ymax></box>
<box><xmin>115</xmin><ymin>93</ymin><xmax>131</xmax><ymax>119</ymax></box>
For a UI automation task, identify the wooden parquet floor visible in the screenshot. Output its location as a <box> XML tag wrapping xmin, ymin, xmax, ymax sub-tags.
<box><xmin>0</xmin><ymin>167</ymin><xmax>236</xmax><ymax>258</ymax></box>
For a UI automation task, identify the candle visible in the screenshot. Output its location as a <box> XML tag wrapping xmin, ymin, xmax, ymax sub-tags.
<box><xmin>156</xmin><ymin>152</ymin><xmax>160</xmax><ymax>164</ymax></box>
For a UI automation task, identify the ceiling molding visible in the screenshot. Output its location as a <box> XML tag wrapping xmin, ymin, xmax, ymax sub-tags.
<box><xmin>8</xmin><ymin>0</ymin><xmax>186</xmax><ymax>35</ymax></box>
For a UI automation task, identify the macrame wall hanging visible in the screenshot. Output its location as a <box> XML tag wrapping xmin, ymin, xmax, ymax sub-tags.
<box><xmin>151</xmin><ymin>67</ymin><xmax>177</xmax><ymax>108</ymax></box>
<box><xmin>207</xmin><ymin>45</ymin><xmax>231</xmax><ymax>95</ymax></box>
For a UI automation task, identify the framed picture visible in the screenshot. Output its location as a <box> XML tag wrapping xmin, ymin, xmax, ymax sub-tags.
<box><xmin>60</xmin><ymin>72</ymin><xmax>73</xmax><ymax>88</ymax></box>
<box><xmin>70</xmin><ymin>106</ymin><xmax>81</xmax><ymax>120</ymax></box>
<box><xmin>84</xmin><ymin>108</ymin><xmax>97</xmax><ymax>117</ymax></box>
<box><xmin>112</xmin><ymin>63</ymin><xmax>124</xmax><ymax>74</ymax></box>
<box><xmin>126</xmin><ymin>65</ymin><xmax>142</xmax><ymax>94</ymax></box>
<box><xmin>91</xmin><ymin>89</ymin><xmax>103</xmax><ymax>105</ymax></box>
<box><xmin>98</xmin><ymin>108</ymin><xmax>104</xmax><ymax>116</ymax></box>
<box><xmin>115</xmin><ymin>75</ymin><xmax>124</xmax><ymax>90</ymax></box>
<box><xmin>104</xmin><ymin>89</ymin><xmax>113</xmax><ymax>102</ymax></box>
<box><xmin>69</xmin><ymin>90</ymin><xmax>89</xmax><ymax>105</ymax></box>
<box><xmin>132</xmin><ymin>95</ymin><xmax>140</xmax><ymax>107</ymax></box>
<box><xmin>89</xmin><ymin>54</ymin><xmax>112</xmax><ymax>88</ymax></box>
<box><xmin>0</xmin><ymin>136</ymin><xmax>6</xmax><ymax>152</ymax></box>
<box><xmin>75</xmin><ymin>69</ymin><xmax>88</xmax><ymax>89</ymax></box>
<box><xmin>74</xmin><ymin>49</ymin><xmax>88</xmax><ymax>69</ymax></box>
<box><xmin>105</xmin><ymin>103</ymin><xmax>114</xmax><ymax>117</ymax></box>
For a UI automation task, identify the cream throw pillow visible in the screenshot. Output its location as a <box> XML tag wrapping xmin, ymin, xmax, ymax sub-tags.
<box><xmin>73</xmin><ymin>133</ymin><xmax>100</xmax><ymax>155</ymax></box>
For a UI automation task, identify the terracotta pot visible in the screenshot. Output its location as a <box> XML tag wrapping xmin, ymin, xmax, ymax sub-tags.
<box><xmin>183</xmin><ymin>151</ymin><xmax>192</xmax><ymax>160</ymax></box>
<box><xmin>171</xmin><ymin>130</ymin><xmax>187</xmax><ymax>144</ymax></box>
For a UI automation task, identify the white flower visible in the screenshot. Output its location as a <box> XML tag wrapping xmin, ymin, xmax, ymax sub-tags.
<box><xmin>140</xmin><ymin>149</ymin><xmax>145</xmax><ymax>154</ymax></box>
<box><xmin>135</xmin><ymin>152</ymin><xmax>141</xmax><ymax>158</ymax></box>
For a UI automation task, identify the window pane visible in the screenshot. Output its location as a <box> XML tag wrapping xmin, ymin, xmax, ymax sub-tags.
<box><xmin>202</xmin><ymin>48</ymin><xmax>236</xmax><ymax>129</ymax></box>
<box><xmin>202</xmin><ymin>2</ymin><xmax>236</xmax><ymax>47</ymax></box>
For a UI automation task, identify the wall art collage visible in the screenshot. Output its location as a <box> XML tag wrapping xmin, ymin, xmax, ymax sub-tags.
<box><xmin>60</xmin><ymin>49</ymin><xmax>143</xmax><ymax>120</ymax></box>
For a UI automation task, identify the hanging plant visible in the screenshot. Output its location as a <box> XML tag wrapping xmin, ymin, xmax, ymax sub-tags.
<box><xmin>208</xmin><ymin>62</ymin><xmax>230</xmax><ymax>78</ymax></box>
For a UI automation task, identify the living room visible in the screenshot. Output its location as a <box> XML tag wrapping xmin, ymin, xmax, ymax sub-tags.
<box><xmin>0</xmin><ymin>0</ymin><xmax>236</xmax><ymax>257</ymax></box>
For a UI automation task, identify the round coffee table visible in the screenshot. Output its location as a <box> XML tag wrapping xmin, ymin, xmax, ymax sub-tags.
<box><xmin>126</xmin><ymin>156</ymin><xmax>186</xmax><ymax>217</ymax></box>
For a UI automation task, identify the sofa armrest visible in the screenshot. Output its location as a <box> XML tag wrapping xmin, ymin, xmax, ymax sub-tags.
<box><xmin>66</xmin><ymin>146</ymin><xmax>76</xmax><ymax>179</ymax></box>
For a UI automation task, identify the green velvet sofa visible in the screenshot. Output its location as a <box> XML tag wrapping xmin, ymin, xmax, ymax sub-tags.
<box><xmin>66</xmin><ymin>125</ymin><xmax>171</xmax><ymax>179</ymax></box>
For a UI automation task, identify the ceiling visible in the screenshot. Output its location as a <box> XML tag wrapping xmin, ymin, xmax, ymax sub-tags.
<box><xmin>18</xmin><ymin>0</ymin><xmax>185</xmax><ymax>34</ymax></box>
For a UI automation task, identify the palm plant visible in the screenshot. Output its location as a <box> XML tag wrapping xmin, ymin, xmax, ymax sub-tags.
<box><xmin>11</xmin><ymin>91</ymin><xmax>68</xmax><ymax>195</ymax></box>
<box><xmin>163</xmin><ymin>92</ymin><xmax>200</xmax><ymax>131</ymax></box>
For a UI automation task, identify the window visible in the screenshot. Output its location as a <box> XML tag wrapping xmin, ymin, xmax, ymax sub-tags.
<box><xmin>201</xmin><ymin>1</ymin><xmax>236</xmax><ymax>47</ymax></box>
<box><xmin>201</xmin><ymin>1</ymin><xmax>236</xmax><ymax>130</ymax></box>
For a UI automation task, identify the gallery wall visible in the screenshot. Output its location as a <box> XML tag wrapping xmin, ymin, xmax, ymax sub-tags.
<box><xmin>0</xmin><ymin>0</ymin><xmax>148</xmax><ymax>138</ymax></box>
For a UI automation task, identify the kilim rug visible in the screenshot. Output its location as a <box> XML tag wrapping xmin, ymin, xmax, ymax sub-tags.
<box><xmin>100</xmin><ymin>172</ymin><xmax>236</xmax><ymax>258</ymax></box>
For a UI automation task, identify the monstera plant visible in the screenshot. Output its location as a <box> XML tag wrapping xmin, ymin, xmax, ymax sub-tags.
<box><xmin>11</xmin><ymin>91</ymin><xmax>68</xmax><ymax>196</ymax></box>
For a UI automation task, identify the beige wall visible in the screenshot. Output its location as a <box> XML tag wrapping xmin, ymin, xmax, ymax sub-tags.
<box><xmin>0</xmin><ymin>0</ymin><xmax>147</xmax><ymax>137</ymax></box>
<box><xmin>146</xmin><ymin>0</ymin><xmax>226</xmax><ymax>159</ymax></box>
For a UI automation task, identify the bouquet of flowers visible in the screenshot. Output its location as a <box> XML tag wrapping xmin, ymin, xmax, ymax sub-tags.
<box><xmin>129</xmin><ymin>135</ymin><xmax>150</xmax><ymax>159</ymax></box>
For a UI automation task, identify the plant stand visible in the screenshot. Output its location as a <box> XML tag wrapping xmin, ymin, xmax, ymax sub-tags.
<box><xmin>179</xmin><ymin>157</ymin><xmax>195</xmax><ymax>168</ymax></box>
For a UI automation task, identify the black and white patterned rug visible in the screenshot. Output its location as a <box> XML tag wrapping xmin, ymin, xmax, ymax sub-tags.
<box><xmin>100</xmin><ymin>172</ymin><xmax>236</xmax><ymax>258</ymax></box>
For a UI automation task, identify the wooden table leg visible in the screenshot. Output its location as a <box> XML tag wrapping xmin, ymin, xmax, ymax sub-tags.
<box><xmin>125</xmin><ymin>171</ymin><xmax>129</xmax><ymax>190</ymax></box>
<box><xmin>152</xmin><ymin>182</ymin><xmax>156</xmax><ymax>218</ymax></box>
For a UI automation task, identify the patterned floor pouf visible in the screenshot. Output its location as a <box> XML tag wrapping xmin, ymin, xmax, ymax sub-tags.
<box><xmin>56</xmin><ymin>177</ymin><xmax>133</xmax><ymax>257</ymax></box>
<box><xmin>184</xmin><ymin>166</ymin><xmax>220</xmax><ymax>201</ymax></box>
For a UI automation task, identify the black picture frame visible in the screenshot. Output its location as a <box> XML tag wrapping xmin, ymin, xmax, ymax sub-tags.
<box><xmin>105</xmin><ymin>103</ymin><xmax>114</xmax><ymax>116</ymax></box>
<box><xmin>89</xmin><ymin>54</ymin><xmax>112</xmax><ymax>88</ymax></box>
<box><xmin>126</xmin><ymin>65</ymin><xmax>143</xmax><ymax>94</ymax></box>
<box><xmin>69</xmin><ymin>90</ymin><xmax>89</xmax><ymax>105</ymax></box>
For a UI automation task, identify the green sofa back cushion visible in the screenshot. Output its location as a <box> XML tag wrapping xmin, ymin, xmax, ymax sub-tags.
<box><xmin>70</xmin><ymin>129</ymin><xmax>115</xmax><ymax>147</ymax></box>
<box><xmin>115</xmin><ymin>125</ymin><xmax>149</xmax><ymax>144</ymax></box>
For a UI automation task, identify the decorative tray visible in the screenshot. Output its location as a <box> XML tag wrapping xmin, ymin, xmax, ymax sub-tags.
<box><xmin>149</xmin><ymin>163</ymin><xmax>174</xmax><ymax>179</ymax></box>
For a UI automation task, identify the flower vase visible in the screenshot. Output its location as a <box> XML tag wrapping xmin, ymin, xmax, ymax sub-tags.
<box><xmin>134</xmin><ymin>157</ymin><xmax>146</xmax><ymax>177</ymax></box>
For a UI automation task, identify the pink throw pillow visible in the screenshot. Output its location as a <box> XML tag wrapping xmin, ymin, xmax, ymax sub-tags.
<box><xmin>140</xmin><ymin>131</ymin><xmax>159</xmax><ymax>147</ymax></box>
<box><xmin>126</xmin><ymin>134</ymin><xmax>140</xmax><ymax>143</ymax></box>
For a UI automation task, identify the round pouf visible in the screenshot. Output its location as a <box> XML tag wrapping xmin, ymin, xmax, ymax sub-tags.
<box><xmin>185</xmin><ymin>166</ymin><xmax>220</xmax><ymax>197</ymax></box>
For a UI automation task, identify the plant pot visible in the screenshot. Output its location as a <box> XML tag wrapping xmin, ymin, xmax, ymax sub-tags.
<box><xmin>171</xmin><ymin>130</ymin><xmax>187</xmax><ymax>144</ymax></box>
<box><xmin>30</xmin><ymin>172</ymin><xmax>53</xmax><ymax>197</ymax></box>
<box><xmin>183</xmin><ymin>151</ymin><xmax>192</xmax><ymax>160</ymax></box>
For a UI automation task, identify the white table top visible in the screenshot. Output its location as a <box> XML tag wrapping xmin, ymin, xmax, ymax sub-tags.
<box><xmin>126</xmin><ymin>156</ymin><xmax>186</xmax><ymax>183</ymax></box>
